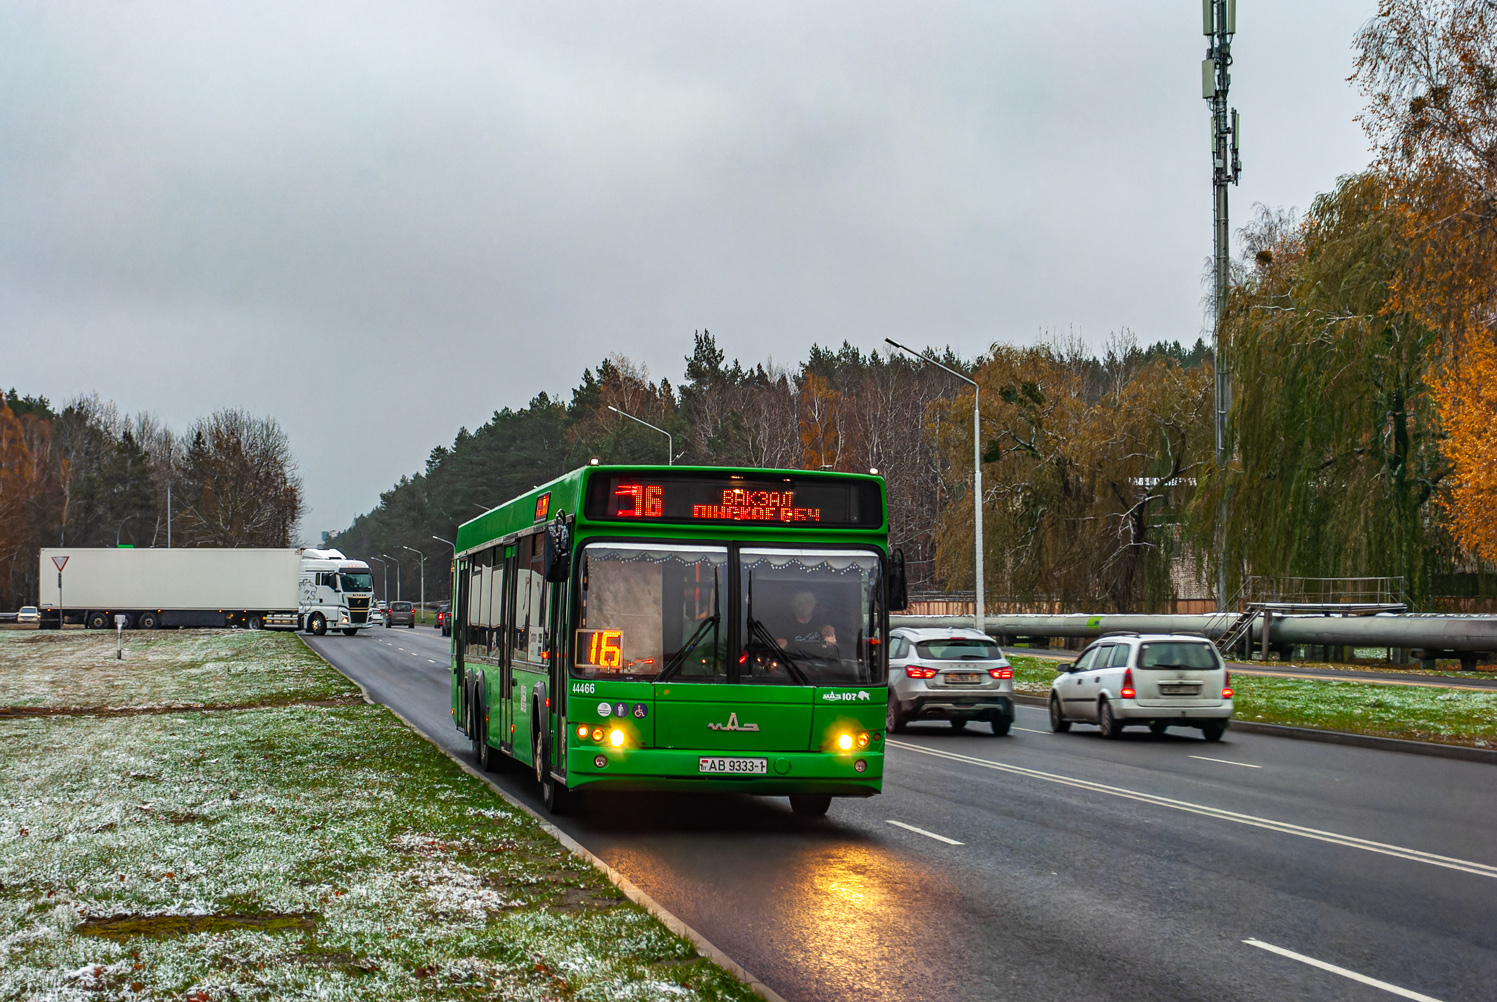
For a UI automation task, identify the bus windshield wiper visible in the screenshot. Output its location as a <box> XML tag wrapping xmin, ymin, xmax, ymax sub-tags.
<box><xmin>657</xmin><ymin>613</ymin><xmax>720</xmax><ymax>682</ymax></box>
<box><xmin>745</xmin><ymin>617</ymin><xmax>811</xmax><ymax>685</ymax></box>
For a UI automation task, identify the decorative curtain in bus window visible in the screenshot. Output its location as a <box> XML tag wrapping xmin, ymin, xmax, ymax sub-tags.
<box><xmin>574</xmin><ymin>543</ymin><xmax>727</xmax><ymax>682</ymax></box>
<box><xmin>738</xmin><ymin>548</ymin><xmax>885</xmax><ymax>686</ymax></box>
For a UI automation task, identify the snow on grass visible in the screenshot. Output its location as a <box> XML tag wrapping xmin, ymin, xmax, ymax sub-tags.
<box><xmin>0</xmin><ymin>703</ymin><xmax>755</xmax><ymax>1001</ymax></box>
<box><xmin>0</xmin><ymin>630</ymin><xmax>358</xmax><ymax>711</ymax></box>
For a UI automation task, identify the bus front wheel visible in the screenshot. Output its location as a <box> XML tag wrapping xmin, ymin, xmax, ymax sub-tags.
<box><xmin>789</xmin><ymin>794</ymin><xmax>831</xmax><ymax>817</ymax></box>
<box><xmin>533</xmin><ymin>721</ymin><xmax>568</xmax><ymax>814</ymax></box>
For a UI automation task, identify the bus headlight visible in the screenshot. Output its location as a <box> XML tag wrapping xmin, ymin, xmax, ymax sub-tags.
<box><xmin>608</xmin><ymin>728</ymin><xmax>626</xmax><ymax>748</ymax></box>
<box><xmin>837</xmin><ymin>733</ymin><xmax>854</xmax><ymax>751</ymax></box>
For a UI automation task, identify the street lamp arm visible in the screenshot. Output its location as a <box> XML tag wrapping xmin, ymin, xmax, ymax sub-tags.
<box><xmin>885</xmin><ymin>338</ymin><xmax>977</xmax><ymax>389</ymax></box>
<box><xmin>607</xmin><ymin>405</ymin><xmax>673</xmax><ymax>465</ymax></box>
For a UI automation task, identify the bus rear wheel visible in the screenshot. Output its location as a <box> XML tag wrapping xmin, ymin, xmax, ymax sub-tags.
<box><xmin>789</xmin><ymin>794</ymin><xmax>832</xmax><ymax>817</ymax></box>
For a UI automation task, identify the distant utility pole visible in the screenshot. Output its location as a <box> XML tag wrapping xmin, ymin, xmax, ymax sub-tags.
<box><xmin>1204</xmin><ymin>0</ymin><xmax>1241</xmax><ymax>612</ymax></box>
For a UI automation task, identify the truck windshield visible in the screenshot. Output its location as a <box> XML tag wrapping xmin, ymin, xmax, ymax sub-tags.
<box><xmin>573</xmin><ymin>543</ymin><xmax>728</xmax><ymax>682</ymax></box>
<box><xmin>739</xmin><ymin>547</ymin><xmax>885</xmax><ymax>686</ymax></box>
<box><xmin>339</xmin><ymin>572</ymin><xmax>373</xmax><ymax>593</ymax></box>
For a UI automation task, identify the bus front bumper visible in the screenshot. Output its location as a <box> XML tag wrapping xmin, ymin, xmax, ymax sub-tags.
<box><xmin>565</xmin><ymin>746</ymin><xmax>884</xmax><ymax>795</ymax></box>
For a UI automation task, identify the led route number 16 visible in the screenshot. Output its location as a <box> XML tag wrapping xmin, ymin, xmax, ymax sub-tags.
<box><xmin>577</xmin><ymin>629</ymin><xmax>624</xmax><ymax>669</ymax></box>
<box><xmin>613</xmin><ymin>484</ymin><xmax>664</xmax><ymax>518</ymax></box>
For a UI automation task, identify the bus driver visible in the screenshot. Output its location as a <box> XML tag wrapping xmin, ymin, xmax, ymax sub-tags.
<box><xmin>782</xmin><ymin>589</ymin><xmax>837</xmax><ymax>654</ymax></box>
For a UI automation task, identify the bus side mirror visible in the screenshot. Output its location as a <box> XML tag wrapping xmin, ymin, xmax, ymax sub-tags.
<box><xmin>888</xmin><ymin>548</ymin><xmax>909</xmax><ymax>611</ymax></box>
<box><xmin>544</xmin><ymin>519</ymin><xmax>571</xmax><ymax>583</ymax></box>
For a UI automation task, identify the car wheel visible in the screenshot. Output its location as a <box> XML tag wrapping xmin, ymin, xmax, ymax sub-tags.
<box><xmin>384</xmin><ymin>620</ymin><xmax>390</xmax><ymax>628</ymax></box>
<box><xmin>309</xmin><ymin>614</ymin><xmax>327</xmax><ymax>636</ymax></box>
<box><xmin>989</xmin><ymin>715</ymin><xmax>1012</xmax><ymax>736</ymax></box>
<box><xmin>1098</xmin><ymin>699</ymin><xmax>1123</xmax><ymax>739</ymax></box>
<box><xmin>1149</xmin><ymin>721</ymin><xmax>1169</xmax><ymax>737</ymax></box>
<box><xmin>886</xmin><ymin>695</ymin><xmax>908</xmax><ymax>734</ymax></box>
<box><xmin>1049</xmin><ymin>695</ymin><xmax>1071</xmax><ymax>733</ymax></box>
<box><xmin>1200</xmin><ymin>722</ymin><xmax>1227</xmax><ymax>742</ymax></box>
<box><xmin>789</xmin><ymin>794</ymin><xmax>832</xmax><ymax>817</ymax></box>
<box><xmin>949</xmin><ymin>718</ymin><xmax>968</xmax><ymax>732</ymax></box>
<box><xmin>408</xmin><ymin>622</ymin><xmax>414</xmax><ymax>629</ymax></box>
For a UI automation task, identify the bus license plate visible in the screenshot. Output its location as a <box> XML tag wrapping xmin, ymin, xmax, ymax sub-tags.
<box><xmin>699</xmin><ymin>756</ymin><xmax>767</xmax><ymax>775</ymax></box>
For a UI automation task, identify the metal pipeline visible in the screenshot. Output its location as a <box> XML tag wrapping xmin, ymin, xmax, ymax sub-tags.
<box><xmin>890</xmin><ymin>613</ymin><xmax>1497</xmax><ymax>658</ymax></box>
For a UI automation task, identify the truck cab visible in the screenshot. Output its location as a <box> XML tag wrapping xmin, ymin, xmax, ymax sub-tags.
<box><xmin>298</xmin><ymin>549</ymin><xmax>375</xmax><ymax>636</ymax></box>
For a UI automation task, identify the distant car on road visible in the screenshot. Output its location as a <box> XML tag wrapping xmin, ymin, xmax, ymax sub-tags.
<box><xmin>385</xmin><ymin>601</ymin><xmax>415</xmax><ymax>628</ymax></box>
<box><xmin>436</xmin><ymin>603</ymin><xmax>451</xmax><ymax>636</ymax></box>
<box><xmin>887</xmin><ymin>627</ymin><xmax>1015</xmax><ymax>735</ymax></box>
<box><xmin>1049</xmin><ymin>633</ymin><xmax>1233</xmax><ymax>741</ymax></box>
<box><xmin>16</xmin><ymin>606</ymin><xmax>40</xmax><ymax>624</ymax></box>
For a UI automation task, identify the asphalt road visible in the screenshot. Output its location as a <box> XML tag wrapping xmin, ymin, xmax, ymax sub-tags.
<box><xmin>309</xmin><ymin>628</ymin><xmax>1497</xmax><ymax>1002</ymax></box>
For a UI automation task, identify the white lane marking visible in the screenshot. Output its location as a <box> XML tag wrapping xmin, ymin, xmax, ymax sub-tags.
<box><xmin>1243</xmin><ymin>939</ymin><xmax>1446</xmax><ymax>1001</ymax></box>
<box><xmin>1015</xmin><ymin>727</ymin><xmax>1049</xmax><ymax>734</ymax></box>
<box><xmin>427</xmin><ymin>659</ymin><xmax>437</xmax><ymax>663</ymax></box>
<box><xmin>1189</xmin><ymin>755</ymin><xmax>1261</xmax><ymax>768</ymax></box>
<box><xmin>885</xmin><ymin>820</ymin><xmax>963</xmax><ymax>845</ymax></box>
<box><xmin>886</xmin><ymin>739</ymin><xmax>1497</xmax><ymax>879</ymax></box>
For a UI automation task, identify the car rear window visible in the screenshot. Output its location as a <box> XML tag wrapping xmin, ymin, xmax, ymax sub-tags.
<box><xmin>1139</xmin><ymin>642</ymin><xmax>1221</xmax><ymax>670</ymax></box>
<box><xmin>391</xmin><ymin>602</ymin><xmax>412</xmax><ymax>611</ymax></box>
<box><xmin>915</xmin><ymin>638</ymin><xmax>1001</xmax><ymax>660</ymax></box>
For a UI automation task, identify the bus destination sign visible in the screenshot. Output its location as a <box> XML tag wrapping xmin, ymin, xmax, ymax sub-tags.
<box><xmin>583</xmin><ymin>472</ymin><xmax>882</xmax><ymax>528</ymax></box>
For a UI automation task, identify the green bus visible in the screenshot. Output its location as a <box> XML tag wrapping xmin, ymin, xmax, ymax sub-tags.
<box><xmin>448</xmin><ymin>464</ymin><xmax>905</xmax><ymax>815</ymax></box>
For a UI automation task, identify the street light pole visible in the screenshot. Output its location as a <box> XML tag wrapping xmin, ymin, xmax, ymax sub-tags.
<box><xmin>368</xmin><ymin>556</ymin><xmax>388</xmax><ymax>603</ymax></box>
<box><xmin>402</xmin><ymin>546</ymin><xmax>426</xmax><ymax>622</ymax></box>
<box><xmin>607</xmin><ymin>405</ymin><xmax>672</xmax><ymax>465</ymax></box>
<box><xmin>433</xmin><ymin>536</ymin><xmax>457</xmax><ymax>623</ymax></box>
<box><xmin>886</xmin><ymin>338</ymin><xmax>986</xmax><ymax>633</ymax></box>
<box><xmin>116</xmin><ymin>515</ymin><xmax>137</xmax><ymax>547</ymax></box>
<box><xmin>382</xmin><ymin>553</ymin><xmax>401</xmax><ymax>603</ymax></box>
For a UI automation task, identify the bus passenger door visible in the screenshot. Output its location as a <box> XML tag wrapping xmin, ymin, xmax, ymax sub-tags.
<box><xmin>498</xmin><ymin>545</ymin><xmax>517</xmax><ymax>753</ymax></box>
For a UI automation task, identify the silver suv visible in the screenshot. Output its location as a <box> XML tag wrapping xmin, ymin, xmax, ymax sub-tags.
<box><xmin>1049</xmin><ymin>633</ymin><xmax>1233</xmax><ymax>741</ymax></box>
<box><xmin>887</xmin><ymin>628</ymin><xmax>1015</xmax><ymax>735</ymax></box>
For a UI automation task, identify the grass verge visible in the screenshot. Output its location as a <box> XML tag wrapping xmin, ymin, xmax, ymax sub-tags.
<box><xmin>1008</xmin><ymin>655</ymin><xmax>1497</xmax><ymax>749</ymax></box>
<box><xmin>0</xmin><ymin>634</ymin><xmax>757</xmax><ymax>1001</ymax></box>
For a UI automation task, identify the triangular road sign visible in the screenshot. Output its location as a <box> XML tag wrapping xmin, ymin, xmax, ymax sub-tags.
<box><xmin>52</xmin><ymin>556</ymin><xmax>68</xmax><ymax>571</ymax></box>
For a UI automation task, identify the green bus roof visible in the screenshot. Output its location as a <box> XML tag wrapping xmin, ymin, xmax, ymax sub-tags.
<box><xmin>453</xmin><ymin>465</ymin><xmax>887</xmax><ymax>556</ymax></box>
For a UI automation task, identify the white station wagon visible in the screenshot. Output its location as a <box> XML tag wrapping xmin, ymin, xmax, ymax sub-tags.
<box><xmin>1049</xmin><ymin>633</ymin><xmax>1233</xmax><ymax>741</ymax></box>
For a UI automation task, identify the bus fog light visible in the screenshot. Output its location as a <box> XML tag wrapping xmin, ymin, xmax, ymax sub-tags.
<box><xmin>854</xmin><ymin>759</ymin><xmax>867</xmax><ymax>773</ymax></box>
<box><xmin>594</xmin><ymin>755</ymin><xmax>607</xmax><ymax>768</ymax></box>
<box><xmin>609</xmin><ymin>728</ymin><xmax>626</xmax><ymax>748</ymax></box>
<box><xmin>837</xmin><ymin>733</ymin><xmax>854</xmax><ymax>751</ymax></box>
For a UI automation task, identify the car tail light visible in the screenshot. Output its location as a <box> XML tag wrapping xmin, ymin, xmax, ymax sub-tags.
<box><xmin>988</xmin><ymin>667</ymin><xmax>1012</xmax><ymax>679</ymax></box>
<box><xmin>1222</xmin><ymin>672</ymin><xmax>1233</xmax><ymax>699</ymax></box>
<box><xmin>905</xmin><ymin>665</ymin><xmax>938</xmax><ymax>679</ymax></box>
<box><xmin>1120</xmin><ymin>668</ymin><xmax>1135</xmax><ymax>699</ymax></box>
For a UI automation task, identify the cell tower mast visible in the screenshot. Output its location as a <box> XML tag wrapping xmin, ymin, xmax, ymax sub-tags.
<box><xmin>1204</xmin><ymin>0</ymin><xmax>1240</xmax><ymax>611</ymax></box>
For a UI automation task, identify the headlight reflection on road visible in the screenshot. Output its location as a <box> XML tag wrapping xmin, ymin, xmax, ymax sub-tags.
<box><xmin>779</xmin><ymin>845</ymin><xmax>950</xmax><ymax>1000</ymax></box>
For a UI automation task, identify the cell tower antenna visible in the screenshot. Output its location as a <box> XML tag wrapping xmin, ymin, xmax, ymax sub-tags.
<box><xmin>1204</xmin><ymin>0</ymin><xmax>1241</xmax><ymax>612</ymax></box>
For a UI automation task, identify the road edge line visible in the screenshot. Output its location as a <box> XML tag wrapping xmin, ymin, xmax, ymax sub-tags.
<box><xmin>1009</xmin><ymin>694</ymin><xmax>1497</xmax><ymax>765</ymax></box>
<box><xmin>300</xmin><ymin>636</ymin><xmax>789</xmax><ymax>1002</ymax></box>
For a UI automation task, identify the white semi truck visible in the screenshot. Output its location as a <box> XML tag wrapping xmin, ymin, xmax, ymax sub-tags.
<box><xmin>38</xmin><ymin>547</ymin><xmax>376</xmax><ymax>635</ymax></box>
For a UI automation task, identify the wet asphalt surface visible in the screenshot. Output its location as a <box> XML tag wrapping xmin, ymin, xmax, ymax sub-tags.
<box><xmin>309</xmin><ymin>629</ymin><xmax>1497</xmax><ymax>1002</ymax></box>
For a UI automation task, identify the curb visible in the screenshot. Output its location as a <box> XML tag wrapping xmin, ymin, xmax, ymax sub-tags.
<box><xmin>301</xmin><ymin>637</ymin><xmax>789</xmax><ymax>1002</ymax></box>
<box><xmin>1011</xmin><ymin>693</ymin><xmax>1497</xmax><ymax>765</ymax></box>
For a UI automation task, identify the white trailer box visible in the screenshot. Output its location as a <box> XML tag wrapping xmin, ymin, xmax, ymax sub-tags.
<box><xmin>39</xmin><ymin>548</ymin><xmax>302</xmax><ymax>629</ymax></box>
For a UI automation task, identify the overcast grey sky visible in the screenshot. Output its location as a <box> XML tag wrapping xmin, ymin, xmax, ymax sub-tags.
<box><xmin>1</xmin><ymin>1</ymin><xmax>1376</xmax><ymax>536</ymax></box>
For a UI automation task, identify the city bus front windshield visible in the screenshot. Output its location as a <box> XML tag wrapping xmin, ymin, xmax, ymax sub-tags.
<box><xmin>740</xmin><ymin>548</ymin><xmax>885</xmax><ymax>686</ymax></box>
<box><xmin>339</xmin><ymin>572</ymin><xmax>373</xmax><ymax>593</ymax></box>
<box><xmin>574</xmin><ymin>543</ymin><xmax>728</xmax><ymax>682</ymax></box>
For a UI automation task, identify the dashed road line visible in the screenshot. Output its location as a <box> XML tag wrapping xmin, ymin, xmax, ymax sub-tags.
<box><xmin>1189</xmin><ymin>755</ymin><xmax>1261</xmax><ymax>768</ymax></box>
<box><xmin>887</xmin><ymin>738</ymin><xmax>1497</xmax><ymax>879</ymax></box>
<box><xmin>1243</xmin><ymin>939</ymin><xmax>1445</xmax><ymax>1001</ymax></box>
<box><xmin>1014</xmin><ymin>727</ymin><xmax>1049</xmax><ymax>734</ymax></box>
<box><xmin>885</xmin><ymin>820</ymin><xmax>963</xmax><ymax>845</ymax></box>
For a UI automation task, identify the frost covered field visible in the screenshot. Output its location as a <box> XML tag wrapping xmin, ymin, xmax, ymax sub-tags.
<box><xmin>0</xmin><ymin>630</ymin><xmax>359</xmax><ymax>712</ymax></box>
<box><xmin>0</xmin><ymin>633</ymin><xmax>755</xmax><ymax>1001</ymax></box>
